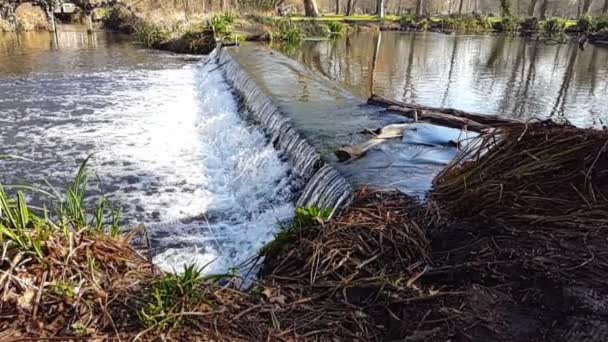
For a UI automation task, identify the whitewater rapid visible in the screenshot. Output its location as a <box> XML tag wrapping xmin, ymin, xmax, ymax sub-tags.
<box><xmin>0</xmin><ymin>33</ymin><xmax>297</xmax><ymax>276</ymax></box>
<box><xmin>150</xmin><ymin>59</ymin><xmax>297</xmax><ymax>274</ymax></box>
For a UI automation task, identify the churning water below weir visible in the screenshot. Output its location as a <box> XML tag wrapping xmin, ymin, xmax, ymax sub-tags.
<box><xmin>0</xmin><ymin>30</ymin><xmax>297</xmax><ymax>275</ymax></box>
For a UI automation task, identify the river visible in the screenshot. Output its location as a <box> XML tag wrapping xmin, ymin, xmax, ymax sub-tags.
<box><xmin>1</xmin><ymin>28</ymin><xmax>606</xmax><ymax>275</ymax></box>
<box><xmin>0</xmin><ymin>29</ymin><xmax>296</xmax><ymax>275</ymax></box>
<box><xmin>286</xmin><ymin>31</ymin><xmax>608</xmax><ymax>128</ymax></box>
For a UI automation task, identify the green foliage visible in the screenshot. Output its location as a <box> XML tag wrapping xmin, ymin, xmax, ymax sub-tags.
<box><xmin>294</xmin><ymin>207</ymin><xmax>332</xmax><ymax>226</ymax></box>
<box><xmin>325</xmin><ymin>21</ymin><xmax>345</xmax><ymax>36</ymax></box>
<box><xmin>209</xmin><ymin>12</ymin><xmax>235</xmax><ymax>37</ymax></box>
<box><xmin>399</xmin><ymin>14</ymin><xmax>416</xmax><ymax>27</ymax></box>
<box><xmin>542</xmin><ymin>17</ymin><xmax>567</xmax><ymax>36</ymax></box>
<box><xmin>0</xmin><ymin>156</ymin><xmax>124</xmax><ymax>258</ymax></box>
<box><xmin>442</xmin><ymin>15</ymin><xmax>491</xmax><ymax>32</ymax></box>
<box><xmin>260</xmin><ymin>207</ymin><xmax>331</xmax><ymax>258</ymax></box>
<box><xmin>273</xmin><ymin>20</ymin><xmax>305</xmax><ymax>43</ymax></box>
<box><xmin>0</xmin><ymin>184</ymin><xmax>52</xmax><ymax>258</ymax></box>
<box><xmin>418</xmin><ymin>18</ymin><xmax>430</xmax><ymax>31</ymax></box>
<box><xmin>135</xmin><ymin>22</ymin><xmax>170</xmax><ymax>48</ymax></box>
<box><xmin>52</xmin><ymin>280</ymin><xmax>77</xmax><ymax>299</ymax></box>
<box><xmin>593</xmin><ymin>16</ymin><xmax>608</xmax><ymax>32</ymax></box>
<box><xmin>498</xmin><ymin>16</ymin><xmax>519</xmax><ymax>32</ymax></box>
<box><xmin>137</xmin><ymin>264</ymin><xmax>210</xmax><ymax>329</ymax></box>
<box><xmin>577</xmin><ymin>15</ymin><xmax>593</xmax><ymax>32</ymax></box>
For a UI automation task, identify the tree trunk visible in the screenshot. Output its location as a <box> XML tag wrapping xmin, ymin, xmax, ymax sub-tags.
<box><xmin>304</xmin><ymin>0</ymin><xmax>320</xmax><ymax>17</ymax></box>
<box><xmin>335</xmin><ymin>0</ymin><xmax>341</xmax><ymax>14</ymax></box>
<box><xmin>582</xmin><ymin>0</ymin><xmax>593</xmax><ymax>14</ymax></box>
<box><xmin>346</xmin><ymin>0</ymin><xmax>353</xmax><ymax>15</ymax></box>
<box><xmin>527</xmin><ymin>0</ymin><xmax>537</xmax><ymax>16</ymax></box>
<box><xmin>603</xmin><ymin>0</ymin><xmax>608</xmax><ymax>13</ymax></box>
<box><xmin>539</xmin><ymin>0</ymin><xmax>549</xmax><ymax>19</ymax></box>
<box><xmin>220</xmin><ymin>0</ymin><xmax>226</xmax><ymax>11</ymax></box>
<box><xmin>369</xmin><ymin>32</ymin><xmax>382</xmax><ymax>96</ymax></box>
<box><xmin>458</xmin><ymin>0</ymin><xmax>465</xmax><ymax>14</ymax></box>
<box><xmin>376</xmin><ymin>0</ymin><xmax>385</xmax><ymax>18</ymax></box>
<box><xmin>415</xmin><ymin>0</ymin><xmax>424</xmax><ymax>16</ymax></box>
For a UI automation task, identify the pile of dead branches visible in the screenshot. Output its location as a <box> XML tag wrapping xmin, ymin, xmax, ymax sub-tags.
<box><xmin>431</xmin><ymin>121</ymin><xmax>608</xmax><ymax>290</ymax></box>
<box><xmin>256</xmin><ymin>190</ymin><xmax>490</xmax><ymax>341</ymax></box>
<box><xmin>434</xmin><ymin>121</ymin><xmax>608</xmax><ymax>229</ymax></box>
<box><xmin>0</xmin><ymin>229</ymin><xmax>154</xmax><ymax>340</ymax></box>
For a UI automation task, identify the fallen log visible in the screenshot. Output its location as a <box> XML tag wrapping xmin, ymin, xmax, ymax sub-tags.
<box><xmin>335</xmin><ymin>123</ymin><xmax>414</xmax><ymax>162</ymax></box>
<box><xmin>369</xmin><ymin>94</ymin><xmax>518</xmax><ymax>126</ymax></box>
<box><xmin>387</xmin><ymin>106</ymin><xmax>488</xmax><ymax>133</ymax></box>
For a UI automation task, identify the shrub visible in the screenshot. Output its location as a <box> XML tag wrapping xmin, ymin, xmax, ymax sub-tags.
<box><xmin>209</xmin><ymin>12</ymin><xmax>235</xmax><ymax>37</ymax></box>
<box><xmin>542</xmin><ymin>17</ymin><xmax>567</xmax><ymax>36</ymax></box>
<box><xmin>594</xmin><ymin>16</ymin><xmax>608</xmax><ymax>32</ymax></box>
<box><xmin>399</xmin><ymin>14</ymin><xmax>416</xmax><ymax>27</ymax></box>
<box><xmin>135</xmin><ymin>22</ymin><xmax>170</xmax><ymax>48</ymax></box>
<box><xmin>273</xmin><ymin>20</ymin><xmax>305</xmax><ymax>43</ymax></box>
<box><xmin>326</xmin><ymin>21</ymin><xmax>344</xmax><ymax>36</ymax></box>
<box><xmin>577</xmin><ymin>15</ymin><xmax>593</xmax><ymax>32</ymax></box>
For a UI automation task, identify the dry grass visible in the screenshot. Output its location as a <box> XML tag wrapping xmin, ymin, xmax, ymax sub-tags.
<box><xmin>14</xmin><ymin>3</ymin><xmax>48</xmax><ymax>31</ymax></box>
<box><xmin>434</xmin><ymin>120</ymin><xmax>608</xmax><ymax>229</ymax></box>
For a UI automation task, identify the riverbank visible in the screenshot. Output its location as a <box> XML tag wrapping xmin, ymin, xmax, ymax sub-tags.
<box><xmin>108</xmin><ymin>9</ymin><xmax>608</xmax><ymax>54</ymax></box>
<box><xmin>2</xmin><ymin>116</ymin><xmax>607</xmax><ymax>340</ymax></box>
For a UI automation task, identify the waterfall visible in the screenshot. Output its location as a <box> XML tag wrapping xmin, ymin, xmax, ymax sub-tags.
<box><xmin>214</xmin><ymin>47</ymin><xmax>353</xmax><ymax>213</ymax></box>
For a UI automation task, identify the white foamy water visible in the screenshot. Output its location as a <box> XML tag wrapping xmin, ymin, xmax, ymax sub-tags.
<box><xmin>0</xmin><ymin>32</ymin><xmax>296</xmax><ymax>275</ymax></box>
<box><xmin>150</xmin><ymin>60</ymin><xmax>297</xmax><ymax>274</ymax></box>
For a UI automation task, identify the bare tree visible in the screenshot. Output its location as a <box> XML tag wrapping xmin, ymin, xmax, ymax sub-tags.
<box><xmin>458</xmin><ymin>0</ymin><xmax>465</xmax><ymax>14</ymax></box>
<box><xmin>304</xmin><ymin>0</ymin><xmax>320</xmax><ymax>17</ymax></box>
<box><xmin>336</xmin><ymin>0</ymin><xmax>341</xmax><ymax>13</ymax></box>
<box><xmin>376</xmin><ymin>0</ymin><xmax>384</xmax><ymax>18</ymax></box>
<box><xmin>528</xmin><ymin>0</ymin><xmax>537</xmax><ymax>16</ymax></box>
<box><xmin>346</xmin><ymin>0</ymin><xmax>356</xmax><ymax>16</ymax></box>
<box><xmin>603</xmin><ymin>0</ymin><xmax>608</xmax><ymax>13</ymax></box>
<box><xmin>582</xmin><ymin>0</ymin><xmax>593</xmax><ymax>14</ymax></box>
<box><xmin>415</xmin><ymin>0</ymin><xmax>424</xmax><ymax>16</ymax></box>
<box><xmin>539</xmin><ymin>0</ymin><xmax>549</xmax><ymax>19</ymax></box>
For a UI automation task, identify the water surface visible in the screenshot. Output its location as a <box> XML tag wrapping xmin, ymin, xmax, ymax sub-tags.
<box><xmin>286</xmin><ymin>32</ymin><xmax>608</xmax><ymax>127</ymax></box>
<box><xmin>0</xmin><ymin>29</ymin><xmax>296</xmax><ymax>274</ymax></box>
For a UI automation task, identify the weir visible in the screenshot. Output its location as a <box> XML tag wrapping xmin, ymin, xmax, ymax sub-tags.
<box><xmin>215</xmin><ymin>46</ymin><xmax>356</xmax><ymax>213</ymax></box>
<box><xmin>214</xmin><ymin>43</ymin><xmax>471</xmax><ymax>206</ymax></box>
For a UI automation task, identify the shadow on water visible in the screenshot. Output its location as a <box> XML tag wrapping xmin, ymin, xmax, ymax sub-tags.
<box><xmin>281</xmin><ymin>31</ymin><xmax>608</xmax><ymax>128</ymax></box>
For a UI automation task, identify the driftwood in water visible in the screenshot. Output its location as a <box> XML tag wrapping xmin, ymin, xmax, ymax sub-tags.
<box><xmin>335</xmin><ymin>124</ymin><xmax>413</xmax><ymax>162</ymax></box>
<box><xmin>369</xmin><ymin>94</ymin><xmax>518</xmax><ymax>127</ymax></box>
<box><xmin>387</xmin><ymin>106</ymin><xmax>488</xmax><ymax>133</ymax></box>
<box><xmin>589</xmin><ymin>31</ymin><xmax>608</xmax><ymax>46</ymax></box>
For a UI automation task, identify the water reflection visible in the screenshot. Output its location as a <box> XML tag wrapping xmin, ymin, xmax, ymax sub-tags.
<box><xmin>284</xmin><ymin>32</ymin><xmax>608</xmax><ymax>127</ymax></box>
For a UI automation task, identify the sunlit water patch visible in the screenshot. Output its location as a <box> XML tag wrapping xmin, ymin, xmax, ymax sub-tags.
<box><xmin>0</xmin><ymin>31</ymin><xmax>296</xmax><ymax>275</ymax></box>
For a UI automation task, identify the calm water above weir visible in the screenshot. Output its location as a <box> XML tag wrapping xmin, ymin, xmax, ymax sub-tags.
<box><xmin>0</xmin><ymin>30</ymin><xmax>296</xmax><ymax>274</ymax></box>
<box><xmin>286</xmin><ymin>31</ymin><xmax>608</xmax><ymax>128</ymax></box>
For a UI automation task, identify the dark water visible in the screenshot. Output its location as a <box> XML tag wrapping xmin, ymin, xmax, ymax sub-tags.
<box><xmin>285</xmin><ymin>31</ymin><xmax>608</xmax><ymax>128</ymax></box>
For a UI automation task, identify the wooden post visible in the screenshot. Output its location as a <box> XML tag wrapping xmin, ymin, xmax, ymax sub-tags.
<box><xmin>48</xmin><ymin>9</ymin><xmax>57</xmax><ymax>32</ymax></box>
<box><xmin>87</xmin><ymin>14</ymin><xmax>93</xmax><ymax>34</ymax></box>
